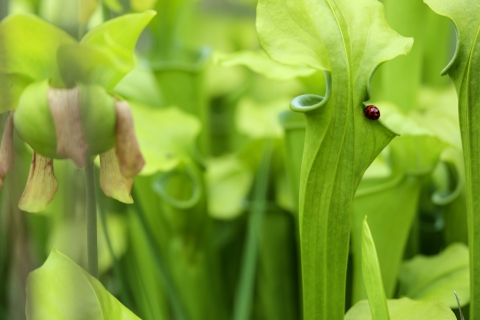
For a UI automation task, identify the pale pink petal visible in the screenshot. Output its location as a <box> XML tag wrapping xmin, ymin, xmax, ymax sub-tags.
<box><xmin>0</xmin><ymin>112</ymin><xmax>14</xmax><ymax>189</ymax></box>
<box><xmin>48</xmin><ymin>87</ymin><xmax>87</xmax><ymax>168</ymax></box>
<box><xmin>115</xmin><ymin>100</ymin><xmax>145</xmax><ymax>178</ymax></box>
<box><xmin>18</xmin><ymin>153</ymin><xmax>58</xmax><ymax>212</ymax></box>
<box><xmin>100</xmin><ymin>148</ymin><xmax>133</xmax><ymax>204</ymax></box>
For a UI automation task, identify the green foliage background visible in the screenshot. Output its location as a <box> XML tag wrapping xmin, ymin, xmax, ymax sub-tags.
<box><xmin>0</xmin><ymin>0</ymin><xmax>474</xmax><ymax>319</ymax></box>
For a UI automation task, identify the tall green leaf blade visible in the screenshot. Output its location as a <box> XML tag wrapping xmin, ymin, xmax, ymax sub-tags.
<box><xmin>26</xmin><ymin>249</ymin><xmax>140</xmax><ymax>320</ymax></box>
<box><xmin>362</xmin><ymin>217</ymin><xmax>390</xmax><ymax>320</ymax></box>
<box><xmin>256</xmin><ymin>211</ymin><xmax>299</xmax><ymax>320</ymax></box>
<box><xmin>257</xmin><ymin>1</ymin><xmax>412</xmax><ymax>318</ymax></box>
<box><xmin>422</xmin><ymin>0</ymin><xmax>480</xmax><ymax>316</ymax></box>
<box><xmin>233</xmin><ymin>141</ymin><xmax>273</xmax><ymax>320</ymax></box>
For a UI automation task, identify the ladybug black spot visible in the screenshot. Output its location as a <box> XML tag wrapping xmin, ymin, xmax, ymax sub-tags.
<box><xmin>364</xmin><ymin>105</ymin><xmax>380</xmax><ymax>120</ymax></box>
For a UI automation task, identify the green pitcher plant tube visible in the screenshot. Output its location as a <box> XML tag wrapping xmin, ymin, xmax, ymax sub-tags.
<box><xmin>256</xmin><ymin>0</ymin><xmax>413</xmax><ymax>318</ymax></box>
<box><xmin>423</xmin><ymin>0</ymin><xmax>480</xmax><ymax>317</ymax></box>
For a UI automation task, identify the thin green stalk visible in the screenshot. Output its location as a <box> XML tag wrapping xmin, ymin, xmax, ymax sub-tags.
<box><xmin>233</xmin><ymin>140</ymin><xmax>274</xmax><ymax>320</ymax></box>
<box><xmin>97</xmin><ymin>192</ymin><xmax>134</xmax><ymax>309</ymax></box>
<box><xmin>131</xmin><ymin>188</ymin><xmax>189</xmax><ymax>320</ymax></box>
<box><xmin>85</xmin><ymin>162</ymin><xmax>98</xmax><ymax>278</ymax></box>
<box><xmin>459</xmin><ymin>89</ymin><xmax>480</xmax><ymax>320</ymax></box>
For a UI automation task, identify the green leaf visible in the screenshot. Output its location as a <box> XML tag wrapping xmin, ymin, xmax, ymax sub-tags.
<box><xmin>39</xmin><ymin>0</ymin><xmax>98</xmax><ymax>27</ymax></box>
<box><xmin>379</xmin><ymin>102</ymin><xmax>449</xmax><ymax>174</ymax></box>
<box><xmin>257</xmin><ymin>0</ymin><xmax>412</xmax><ymax>73</ymax></box>
<box><xmin>130</xmin><ymin>104</ymin><xmax>201</xmax><ymax>175</ymax></box>
<box><xmin>374</xmin><ymin>0</ymin><xmax>428</xmax><ymax>113</ymax></box>
<box><xmin>206</xmin><ymin>156</ymin><xmax>253</xmax><ymax>220</ymax></box>
<box><xmin>57</xmin><ymin>11</ymin><xmax>156</xmax><ymax>89</ymax></box>
<box><xmin>233</xmin><ymin>141</ymin><xmax>274</xmax><ymax>320</ymax></box>
<box><xmin>434</xmin><ymin>148</ymin><xmax>468</xmax><ymax>245</ymax></box>
<box><xmin>215</xmin><ymin>50</ymin><xmax>316</xmax><ymax>81</ymax></box>
<box><xmin>46</xmin><ymin>212</ymin><xmax>128</xmax><ymax>275</ymax></box>
<box><xmin>0</xmin><ymin>73</ymin><xmax>32</xmax><ymax>113</ymax></box>
<box><xmin>235</xmin><ymin>97</ymin><xmax>289</xmax><ymax>138</ymax></box>
<box><xmin>0</xmin><ymin>14</ymin><xmax>75</xmax><ymax>81</ymax></box>
<box><xmin>26</xmin><ymin>249</ymin><xmax>140</xmax><ymax>320</ymax></box>
<box><xmin>56</xmin><ymin>43</ymin><xmax>131</xmax><ymax>89</ymax></box>
<box><xmin>345</xmin><ymin>298</ymin><xmax>456</xmax><ymax>320</ymax></box>
<box><xmin>104</xmin><ymin>0</ymin><xmax>123</xmax><ymax>12</ymax></box>
<box><xmin>413</xmin><ymin>86</ymin><xmax>461</xmax><ymax>149</ymax></box>
<box><xmin>361</xmin><ymin>217</ymin><xmax>390</xmax><ymax>320</ymax></box>
<box><xmin>352</xmin><ymin>103</ymin><xmax>448</xmax><ymax>303</ymax></box>
<box><xmin>422</xmin><ymin>0</ymin><xmax>480</xmax><ymax>315</ymax></box>
<box><xmin>114</xmin><ymin>62</ymin><xmax>163</xmax><ymax>108</ymax></box>
<box><xmin>256</xmin><ymin>211</ymin><xmax>299</xmax><ymax>320</ymax></box>
<box><xmin>278</xmin><ymin>110</ymin><xmax>306</xmax><ymax>210</ymax></box>
<box><xmin>126</xmin><ymin>210</ymin><xmax>169</xmax><ymax>320</ymax></box>
<box><xmin>0</xmin><ymin>14</ymin><xmax>75</xmax><ymax>109</ymax></box>
<box><xmin>257</xmin><ymin>0</ymin><xmax>412</xmax><ymax>318</ymax></box>
<box><xmin>148</xmin><ymin>0</ymin><xmax>194</xmax><ymax>58</ymax></box>
<box><xmin>399</xmin><ymin>243</ymin><xmax>470</xmax><ymax>308</ymax></box>
<box><xmin>82</xmin><ymin>10</ymin><xmax>156</xmax><ymax>56</ymax></box>
<box><xmin>131</xmin><ymin>0</ymin><xmax>157</xmax><ymax>11</ymax></box>
<box><xmin>352</xmin><ymin>171</ymin><xmax>423</xmax><ymax>303</ymax></box>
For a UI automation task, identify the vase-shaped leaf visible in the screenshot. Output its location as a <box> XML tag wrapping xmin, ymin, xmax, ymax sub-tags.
<box><xmin>422</xmin><ymin>0</ymin><xmax>480</xmax><ymax>316</ymax></box>
<box><xmin>256</xmin><ymin>0</ymin><xmax>412</xmax><ymax>318</ymax></box>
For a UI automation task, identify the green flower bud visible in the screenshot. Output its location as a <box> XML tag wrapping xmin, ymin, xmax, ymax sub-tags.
<box><xmin>14</xmin><ymin>80</ymin><xmax>58</xmax><ymax>158</ymax></box>
<box><xmin>14</xmin><ymin>80</ymin><xmax>117</xmax><ymax>167</ymax></box>
<box><xmin>78</xmin><ymin>84</ymin><xmax>116</xmax><ymax>156</ymax></box>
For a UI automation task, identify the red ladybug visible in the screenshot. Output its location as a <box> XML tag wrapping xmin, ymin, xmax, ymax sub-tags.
<box><xmin>364</xmin><ymin>105</ymin><xmax>380</xmax><ymax>120</ymax></box>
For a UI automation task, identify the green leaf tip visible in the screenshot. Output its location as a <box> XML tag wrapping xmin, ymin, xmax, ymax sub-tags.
<box><xmin>26</xmin><ymin>248</ymin><xmax>140</xmax><ymax>320</ymax></box>
<box><xmin>399</xmin><ymin>243</ymin><xmax>469</xmax><ymax>308</ymax></box>
<box><xmin>362</xmin><ymin>216</ymin><xmax>390</xmax><ymax>320</ymax></box>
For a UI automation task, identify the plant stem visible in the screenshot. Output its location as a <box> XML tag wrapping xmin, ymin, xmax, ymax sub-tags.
<box><xmin>97</xmin><ymin>192</ymin><xmax>134</xmax><ymax>308</ymax></box>
<box><xmin>459</xmin><ymin>90</ymin><xmax>480</xmax><ymax>319</ymax></box>
<box><xmin>131</xmin><ymin>188</ymin><xmax>189</xmax><ymax>320</ymax></box>
<box><xmin>85</xmin><ymin>162</ymin><xmax>98</xmax><ymax>278</ymax></box>
<box><xmin>233</xmin><ymin>140</ymin><xmax>274</xmax><ymax>320</ymax></box>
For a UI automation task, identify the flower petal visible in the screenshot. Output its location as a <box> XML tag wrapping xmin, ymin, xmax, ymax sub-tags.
<box><xmin>48</xmin><ymin>87</ymin><xmax>88</xmax><ymax>167</ymax></box>
<box><xmin>19</xmin><ymin>153</ymin><xmax>58</xmax><ymax>212</ymax></box>
<box><xmin>115</xmin><ymin>100</ymin><xmax>144</xmax><ymax>177</ymax></box>
<box><xmin>0</xmin><ymin>112</ymin><xmax>14</xmax><ymax>189</ymax></box>
<box><xmin>99</xmin><ymin>148</ymin><xmax>133</xmax><ymax>203</ymax></box>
